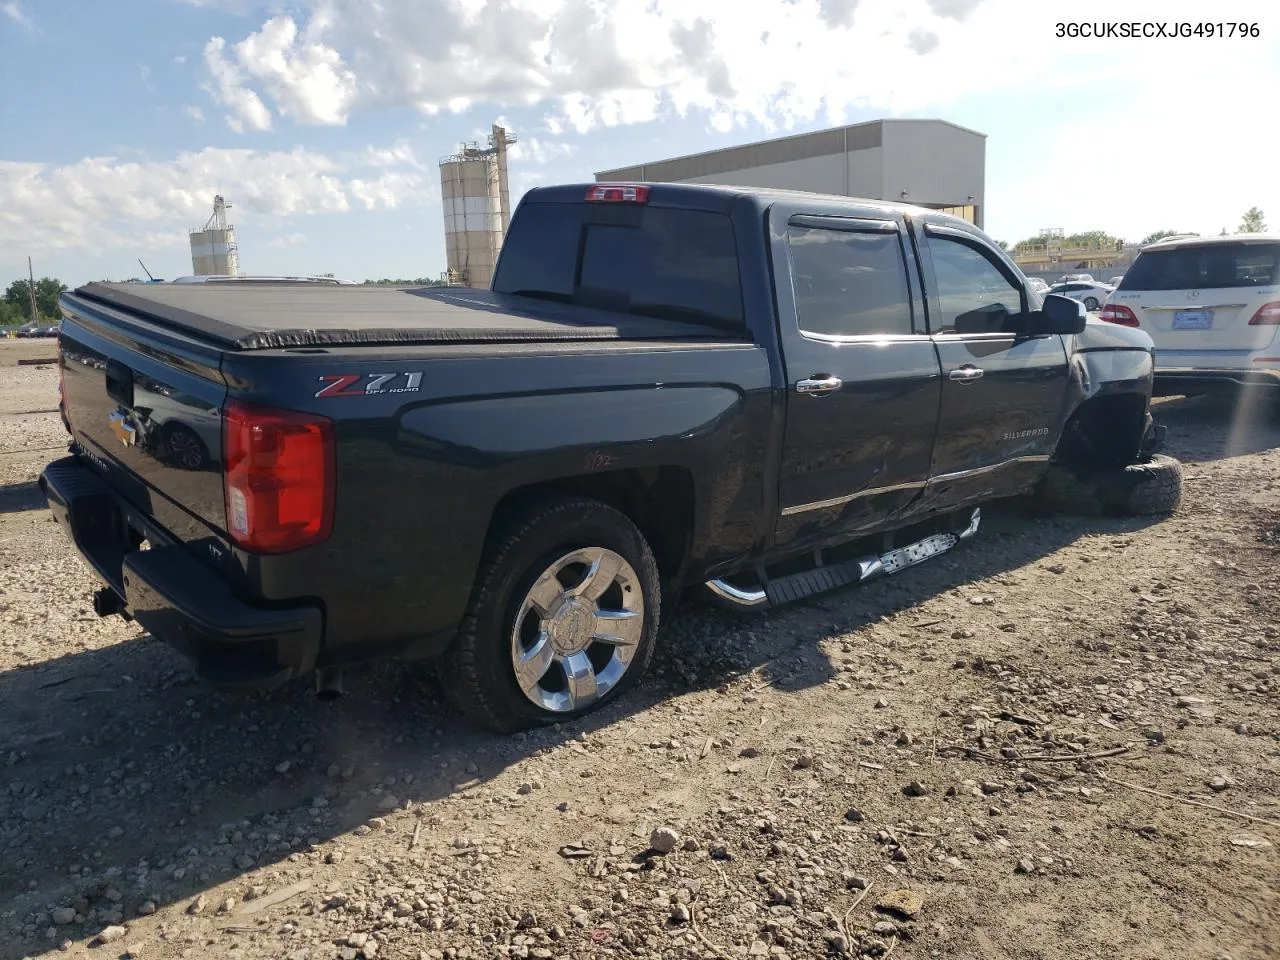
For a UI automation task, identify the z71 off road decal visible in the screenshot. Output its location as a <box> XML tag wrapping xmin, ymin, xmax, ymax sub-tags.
<box><xmin>315</xmin><ymin>372</ymin><xmax>423</xmax><ymax>398</ymax></box>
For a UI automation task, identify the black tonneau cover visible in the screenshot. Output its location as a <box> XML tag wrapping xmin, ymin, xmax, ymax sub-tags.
<box><xmin>70</xmin><ymin>283</ymin><xmax>737</xmax><ymax>351</ymax></box>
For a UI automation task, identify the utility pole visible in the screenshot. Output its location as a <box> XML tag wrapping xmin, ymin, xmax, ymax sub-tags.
<box><xmin>27</xmin><ymin>257</ymin><xmax>39</xmax><ymax>322</ymax></box>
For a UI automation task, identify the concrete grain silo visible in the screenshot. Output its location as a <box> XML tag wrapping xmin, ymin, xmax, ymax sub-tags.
<box><xmin>189</xmin><ymin>195</ymin><xmax>240</xmax><ymax>277</ymax></box>
<box><xmin>439</xmin><ymin>125</ymin><xmax>514</xmax><ymax>288</ymax></box>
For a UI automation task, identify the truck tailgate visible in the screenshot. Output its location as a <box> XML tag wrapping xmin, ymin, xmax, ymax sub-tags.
<box><xmin>59</xmin><ymin>294</ymin><xmax>232</xmax><ymax>558</ymax></box>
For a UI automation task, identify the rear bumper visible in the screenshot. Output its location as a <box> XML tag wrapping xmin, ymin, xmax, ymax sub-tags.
<box><xmin>1154</xmin><ymin>367</ymin><xmax>1280</xmax><ymax>394</ymax></box>
<box><xmin>39</xmin><ymin>456</ymin><xmax>322</xmax><ymax>692</ymax></box>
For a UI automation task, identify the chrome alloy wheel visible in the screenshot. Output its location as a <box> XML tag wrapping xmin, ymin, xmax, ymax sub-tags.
<box><xmin>510</xmin><ymin>547</ymin><xmax>644</xmax><ymax>713</ymax></box>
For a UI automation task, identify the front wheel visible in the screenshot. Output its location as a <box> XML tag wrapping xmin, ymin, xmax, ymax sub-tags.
<box><xmin>1036</xmin><ymin>454</ymin><xmax>1182</xmax><ymax>517</ymax></box>
<box><xmin>1084</xmin><ymin>296</ymin><xmax>1100</xmax><ymax>311</ymax></box>
<box><xmin>440</xmin><ymin>497</ymin><xmax>661</xmax><ymax>733</ymax></box>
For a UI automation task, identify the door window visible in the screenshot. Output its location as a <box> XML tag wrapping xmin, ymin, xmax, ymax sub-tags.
<box><xmin>929</xmin><ymin>234</ymin><xmax>1026</xmax><ymax>334</ymax></box>
<box><xmin>787</xmin><ymin>225</ymin><xmax>914</xmax><ymax>337</ymax></box>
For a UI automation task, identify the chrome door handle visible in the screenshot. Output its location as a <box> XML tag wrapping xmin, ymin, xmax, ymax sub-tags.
<box><xmin>796</xmin><ymin>376</ymin><xmax>843</xmax><ymax>395</ymax></box>
<box><xmin>948</xmin><ymin>365</ymin><xmax>984</xmax><ymax>383</ymax></box>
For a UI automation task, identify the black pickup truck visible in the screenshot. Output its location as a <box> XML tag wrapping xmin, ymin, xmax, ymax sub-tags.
<box><xmin>43</xmin><ymin>182</ymin><xmax>1180</xmax><ymax>731</ymax></box>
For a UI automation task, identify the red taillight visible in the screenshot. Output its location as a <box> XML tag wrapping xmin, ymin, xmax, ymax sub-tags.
<box><xmin>1248</xmin><ymin>301</ymin><xmax>1280</xmax><ymax>325</ymax></box>
<box><xmin>1099</xmin><ymin>304</ymin><xmax>1139</xmax><ymax>327</ymax></box>
<box><xmin>586</xmin><ymin>184</ymin><xmax>650</xmax><ymax>203</ymax></box>
<box><xmin>222</xmin><ymin>401</ymin><xmax>334</xmax><ymax>554</ymax></box>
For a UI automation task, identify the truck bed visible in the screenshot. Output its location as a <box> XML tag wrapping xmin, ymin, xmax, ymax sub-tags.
<box><xmin>70</xmin><ymin>282</ymin><xmax>738</xmax><ymax>351</ymax></box>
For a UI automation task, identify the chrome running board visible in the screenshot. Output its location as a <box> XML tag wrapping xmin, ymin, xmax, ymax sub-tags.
<box><xmin>706</xmin><ymin>508</ymin><xmax>980</xmax><ymax>610</ymax></box>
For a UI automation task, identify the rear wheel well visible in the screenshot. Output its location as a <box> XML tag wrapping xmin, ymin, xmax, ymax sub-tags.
<box><xmin>1057</xmin><ymin>393</ymin><xmax>1148</xmax><ymax>467</ymax></box>
<box><xmin>487</xmin><ymin>467</ymin><xmax>695</xmax><ymax>588</ymax></box>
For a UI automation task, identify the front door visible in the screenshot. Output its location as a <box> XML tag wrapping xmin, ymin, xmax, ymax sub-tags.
<box><xmin>771</xmin><ymin>205</ymin><xmax>942</xmax><ymax>550</ymax></box>
<box><xmin>916</xmin><ymin>221</ymin><xmax>1072</xmax><ymax>508</ymax></box>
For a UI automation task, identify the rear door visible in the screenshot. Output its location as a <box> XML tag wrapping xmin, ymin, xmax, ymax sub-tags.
<box><xmin>1108</xmin><ymin>240</ymin><xmax>1280</xmax><ymax>365</ymax></box>
<box><xmin>770</xmin><ymin>203</ymin><xmax>941</xmax><ymax>549</ymax></box>
<box><xmin>916</xmin><ymin>221</ymin><xmax>1072</xmax><ymax>507</ymax></box>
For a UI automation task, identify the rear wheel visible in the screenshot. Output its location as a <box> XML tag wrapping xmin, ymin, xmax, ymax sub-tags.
<box><xmin>1084</xmin><ymin>296</ymin><xmax>1100</xmax><ymax>311</ymax></box>
<box><xmin>441</xmin><ymin>498</ymin><xmax>661</xmax><ymax>733</ymax></box>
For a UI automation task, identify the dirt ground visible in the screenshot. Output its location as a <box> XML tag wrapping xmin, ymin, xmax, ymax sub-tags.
<box><xmin>1</xmin><ymin>338</ymin><xmax>1277</xmax><ymax>960</ymax></box>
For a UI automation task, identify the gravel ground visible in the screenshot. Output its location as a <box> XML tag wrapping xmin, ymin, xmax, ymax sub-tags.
<box><xmin>1</xmin><ymin>340</ymin><xmax>1277</xmax><ymax>960</ymax></box>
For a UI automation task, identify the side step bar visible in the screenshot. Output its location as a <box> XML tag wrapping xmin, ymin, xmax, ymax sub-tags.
<box><xmin>706</xmin><ymin>508</ymin><xmax>981</xmax><ymax>611</ymax></box>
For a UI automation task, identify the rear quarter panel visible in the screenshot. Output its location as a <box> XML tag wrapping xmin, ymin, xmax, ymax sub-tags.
<box><xmin>227</xmin><ymin>342</ymin><xmax>773</xmax><ymax>660</ymax></box>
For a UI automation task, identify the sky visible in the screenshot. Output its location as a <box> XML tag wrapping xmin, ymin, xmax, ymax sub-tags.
<box><xmin>1</xmin><ymin>0</ymin><xmax>1277</xmax><ymax>287</ymax></box>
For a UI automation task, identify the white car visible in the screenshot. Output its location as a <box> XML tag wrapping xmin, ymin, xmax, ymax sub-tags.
<box><xmin>1101</xmin><ymin>234</ymin><xmax>1280</xmax><ymax>395</ymax></box>
<box><xmin>1026</xmin><ymin>277</ymin><xmax>1051</xmax><ymax>295</ymax></box>
<box><xmin>1046</xmin><ymin>280</ymin><xmax>1115</xmax><ymax>312</ymax></box>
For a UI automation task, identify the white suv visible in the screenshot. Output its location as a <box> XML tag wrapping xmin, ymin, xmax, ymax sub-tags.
<box><xmin>1101</xmin><ymin>234</ymin><xmax>1280</xmax><ymax>395</ymax></box>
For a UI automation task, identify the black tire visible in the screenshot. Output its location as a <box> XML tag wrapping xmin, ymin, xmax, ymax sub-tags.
<box><xmin>1083</xmin><ymin>296</ymin><xmax>1100</xmax><ymax>311</ymax></box>
<box><xmin>440</xmin><ymin>497</ymin><xmax>662</xmax><ymax>733</ymax></box>
<box><xmin>1036</xmin><ymin>454</ymin><xmax>1182</xmax><ymax>517</ymax></box>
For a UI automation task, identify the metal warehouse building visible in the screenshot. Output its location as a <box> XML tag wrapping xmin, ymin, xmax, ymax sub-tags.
<box><xmin>596</xmin><ymin>118</ymin><xmax>985</xmax><ymax>227</ymax></box>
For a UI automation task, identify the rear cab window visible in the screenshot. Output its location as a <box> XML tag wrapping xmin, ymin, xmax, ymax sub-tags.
<box><xmin>493</xmin><ymin>201</ymin><xmax>744</xmax><ymax>331</ymax></box>
<box><xmin>1120</xmin><ymin>242</ymin><xmax>1280</xmax><ymax>291</ymax></box>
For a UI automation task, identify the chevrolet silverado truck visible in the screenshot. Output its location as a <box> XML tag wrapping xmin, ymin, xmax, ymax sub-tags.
<box><xmin>42</xmin><ymin>182</ymin><xmax>1180</xmax><ymax>732</ymax></box>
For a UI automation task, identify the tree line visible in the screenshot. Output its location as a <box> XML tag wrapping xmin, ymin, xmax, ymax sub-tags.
<box><xmin>2</xmin><ymin>278</ymin><xmax>67</xmax><ymax>326</ymax></box>
<box><xmin>1001</xmin><ymin>207</ymin><xmax>1266</xmax><ymax>253</ymax></box>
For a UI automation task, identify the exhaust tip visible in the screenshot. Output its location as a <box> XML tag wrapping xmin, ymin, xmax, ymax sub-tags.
<box><xmin>315</xmin><ymin>666</ymin><xmax>343</xmax><ymax>701</ymax></box>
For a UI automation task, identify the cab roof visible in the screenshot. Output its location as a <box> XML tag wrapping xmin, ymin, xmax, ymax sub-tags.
<box><xmin>524</xmin><ymin>181</ymin><xmax>973</xmax><ymax>229</ymax></box>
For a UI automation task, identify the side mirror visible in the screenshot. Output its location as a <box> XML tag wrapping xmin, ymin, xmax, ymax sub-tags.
<box><xmin>1034</xmin><ymin>293</ymin><xmax>1088</xmax><ymax>335</ymax></box>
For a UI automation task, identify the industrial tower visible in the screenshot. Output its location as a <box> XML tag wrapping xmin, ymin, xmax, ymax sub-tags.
<box><xmin>439</xmin><ymin>124</ymin><xmax>515</xmax><ymax>288</ymax></box>
<box><xmin>189</xmin><ymin>195</ymin><xmax>240</xmax><ymax>277</ymax></box>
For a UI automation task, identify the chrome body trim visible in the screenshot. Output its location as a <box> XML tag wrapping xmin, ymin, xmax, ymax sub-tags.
<box><xmin>704</xmin><ymin>578</ymin><xmax>768</xmax><ymax>608</ymax></box>
<box><xmin>927</xmin><ymin>454</ymin><xmax>1050</xmax><ymax>486</ymax></box>
<box><xmin>779</xmin><ymin>455</ymin><xmax>1050</xmax><ymax>518</ymax></box>
<box><xmin>779</xmin><ymin>479</ymin><xmax>927</xmax><ymax>517</ymax></box>
<box><xmin>795</xmin><ymin>376</ymin><xmax>843</xmax><ymax>395</ymax></box>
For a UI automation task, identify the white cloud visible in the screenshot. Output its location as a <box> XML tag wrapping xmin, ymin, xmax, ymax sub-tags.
<box><xmin>348</xmin><ymin>171</ymin><xmax>428</xmax><ymax>210</ymax></box>
<box><xmin>2</xmin><ymin>0</ymin><xmax>33</xmax><ymax>29</ymax></box>
<box><xmin>924</xmin><ymin>0</ymin><xmax>981</xmax><ymax>21</ymax></box>
<box><xmin>907</xmin><ymin>27</ymin><xmax>939</xmax><ymax>55</ymax></box>
<box><xmin>183</xmin><ymin>104</ymin><xmax>206</xmax><ymax>123</ymax></box>
<box><xmin>0</xmin><ymin>144</ymin><xmax>433</xmax><ymax>257</ymax></box>
<box><xmin>230</xmin><ymin>16</ymin><xmax>357</xmax><ymax>125</ymax></box>
<box><xmin>192</xmin><ymin>0</ymin><xmax>1276</xmax><ymax>142</ymax></box>
<box><xmin>507</xmin><ymin>137</ymin><xmax>575</xmax><ymax>165</ymax></box>
<box><xmin>266</xmin><ymin>232</ymin><xmax>307</xmax><ymax>248</ymax></box>
<box><xmin>357</xmin><ymin>141</ymin><xmax>422</xmax><ymax>169</ymax></box>
<box><xmin>203</xmin><ymin>36</ymin><xmax>273</xmax><ymax>132</ymax></box>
